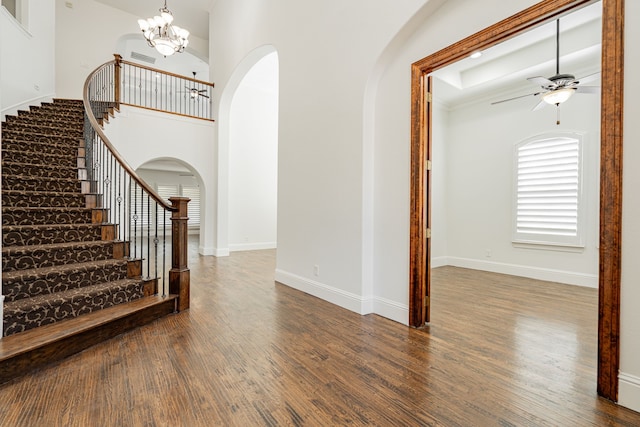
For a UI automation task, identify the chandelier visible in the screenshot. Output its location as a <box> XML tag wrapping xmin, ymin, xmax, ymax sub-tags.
<box><xmin>137</xmin><ymin>1</ymin><xmax>190</xmax><ymax>57</ymax></box>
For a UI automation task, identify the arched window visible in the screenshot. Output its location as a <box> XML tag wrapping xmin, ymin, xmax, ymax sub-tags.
<box><xmin>513</xmin><ymin>132</ymin><xmax>585</xmax><ymax>248</ymax></box>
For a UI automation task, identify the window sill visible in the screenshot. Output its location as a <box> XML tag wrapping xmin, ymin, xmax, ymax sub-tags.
<box><xmin>512</xmin><ymin>241</ymin><xmax>585</xmax><ymax>253</ymax></box>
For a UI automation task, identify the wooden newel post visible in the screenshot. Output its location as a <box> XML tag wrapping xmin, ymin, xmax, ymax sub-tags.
<box><xmin>169</xmin><ymin>197</ymin><xmax>190</xmax><ymax>311</ymax></box>
<box><xmin>113</xmin><ymin>54</ymin><xmax>122</xmax><ymax>106</ymax></box>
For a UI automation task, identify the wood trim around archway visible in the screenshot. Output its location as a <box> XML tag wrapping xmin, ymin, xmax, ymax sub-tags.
<box><xmin>409</xmin><ymin>0</ymin><xmax>624</xmax><ymax>401</ymax></box>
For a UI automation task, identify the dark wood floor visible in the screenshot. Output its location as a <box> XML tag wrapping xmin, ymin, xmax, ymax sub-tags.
<box><xmin>1</xmin><ymin>245</ymin><xmax>639</xmax><ymax>426</ymax></box>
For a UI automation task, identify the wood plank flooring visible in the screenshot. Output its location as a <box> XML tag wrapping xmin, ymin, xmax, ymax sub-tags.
<box><xmin>1</xmin><ymin>247</ymin><xmax>639</xmax><ymax>426</ymax></box>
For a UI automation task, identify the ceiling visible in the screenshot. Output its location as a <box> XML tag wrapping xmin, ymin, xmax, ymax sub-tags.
<box><xmin>95</xmin><ymin>1</ymin><xmax>601</xmax><ymax>108</ymax></box>
<box><xmin>432</xmin><ymin>2</ymin><xmax>601</xmax><ymax>108</ymax></box>
<box><xmin>95</xmin><ymin>0</ymin><xmax>214</xmax><ymax>40</ymax></box>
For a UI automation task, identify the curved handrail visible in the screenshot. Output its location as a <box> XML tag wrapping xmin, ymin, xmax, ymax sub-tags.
<box><xmin>82</xmin><ymin>59</ymin><xmax>174</xmax><ymax>212</ymax></box>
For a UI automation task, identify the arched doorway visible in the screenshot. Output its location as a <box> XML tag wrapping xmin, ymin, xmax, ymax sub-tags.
<box><xmin>216</xmin><ymin>46</ymin><xmax>279</xmax><ymax>254</ymax></box>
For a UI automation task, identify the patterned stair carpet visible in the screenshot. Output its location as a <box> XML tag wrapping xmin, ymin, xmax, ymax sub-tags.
<box><xmin>1</xmin><ymin>99</ymin><xmax>144</xmax><ymax>337</ymax></box>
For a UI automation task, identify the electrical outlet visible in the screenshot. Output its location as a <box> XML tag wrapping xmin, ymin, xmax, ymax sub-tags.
<box><xmin>313</xmin><ymin>265</ymin><xmax>320</xmax><ymax>276</ymax></box>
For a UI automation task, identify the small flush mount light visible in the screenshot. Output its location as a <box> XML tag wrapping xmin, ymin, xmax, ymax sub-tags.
<box><xmin>542</xmin><ymin>87</ymin><xmax>576</xmax><ymax>105</ymax></box>
<box><xmin>470</xmin><ymin>51</ymin><xmax>482</xmax><ymax>59</ymax></box>
<box><xmin>137</xmin><ymin>0</ymin><xmax>189</xmax><ymax>57</ymax></box>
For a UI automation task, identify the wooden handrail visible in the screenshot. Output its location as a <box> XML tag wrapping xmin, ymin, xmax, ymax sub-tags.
<box><xmin>114</xmin><ymin>54</ymin><xmax>215</xmax><ymax>88</ymax></box>
<box><xmin>82</xmin><ymin>59</ymin><xmax>175</xmax><ymax>212</ymax></box>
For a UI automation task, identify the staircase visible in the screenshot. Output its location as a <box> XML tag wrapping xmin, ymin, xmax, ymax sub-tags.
<box><xmin>0</xmin><ymin>99</ymin><xmax>177</xmax><ymax>381</ymax></box>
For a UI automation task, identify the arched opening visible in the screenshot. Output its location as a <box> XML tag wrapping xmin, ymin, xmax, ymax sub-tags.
<box><xmin>216</xmin><ymin>45</ymin><xmax>279</xmax><ymax>255</ymax></box>
<box><xmin>136</xmin><ymin>157</ymin><xmax>205</xmax><ymax>251</ymax></box>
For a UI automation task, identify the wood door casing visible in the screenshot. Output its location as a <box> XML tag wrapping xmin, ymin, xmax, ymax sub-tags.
<box><xmin>408</xmin><ymin>0</ymin><xmax>623</xmax><ymax>402</ymax></box>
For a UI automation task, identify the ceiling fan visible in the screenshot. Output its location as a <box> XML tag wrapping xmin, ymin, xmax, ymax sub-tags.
<box><xmin>491</xmin><ymin>19</ymin><xmax>599</xmax><ymax>119</ymax></box>
<box><xmin>186</xmin><ymin>72</ymin><xmax>209</xmax><ymax>99</ymax></box>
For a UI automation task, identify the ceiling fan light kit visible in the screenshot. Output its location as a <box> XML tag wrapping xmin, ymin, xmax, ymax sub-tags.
<box><xmin>542</xmin><ymin>87</ymin><xmax>576</xmax><ymax>105</ymax></box>
<box><xmin>491</xmin><ymin>18</ymin><xmax>599</xmax><ymax>124</ymax></box>
<box><xmin>138</xmin><ymin>0</ymin><xmax>189</xmax><ymax>57</ymax></box>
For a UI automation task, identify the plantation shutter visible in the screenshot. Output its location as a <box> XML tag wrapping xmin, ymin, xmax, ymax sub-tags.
<box><xmin>514</xmin><ymin>135</ymin><xmax>582</xmax><ymax>246</ymax></box>
<box><xmin>182</xmin><ymin>185</ymin><xmax>200</xmax><ymax>226</ymax></box>
<box><xmin>157</xmin><ymin>184</ymin><xmax>179</xmax><ymax>227</ymax></box>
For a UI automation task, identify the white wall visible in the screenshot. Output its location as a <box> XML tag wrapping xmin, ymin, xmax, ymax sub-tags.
<box><xmin>228</xmin><ymin>52</ymin><xmax>278</xmax><ymax>252</ymax></box>
<box><xmin>619</xmin><ymin>0</ymin><xmax>640</xmax><ymax>413</ymax></box>
<box><xmin>435</xmin><ymin>83</ymin><xmax>600</xmax><ymax>287</ymax></box>
<box><xmin>102</xmin><ymin>106</ymin><xmax>216</xmax><ymax>255</ymax></box>
<box><xmin>1</xmin><ymin>0</ymin><xmax>55</xmax><ymax>117</ymax></box>
<box><xmin>54</xmin><ymin>0</ymin><xmax>208</xmax><ymax>99</ymax></box>
<box><xmin>430</xmin><ymin>99</ymin><xmax>450</xmax><ymax>261</ymax></box>
<box><xmin>210</xmin><ymin>0</ymin><xmax>428</xmax><ymax>313</ymax></box>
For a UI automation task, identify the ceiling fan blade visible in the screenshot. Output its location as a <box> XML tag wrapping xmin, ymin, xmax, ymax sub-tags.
<box><xmin>577</xmin><ymin>71</ymin><xmax>601</xmax><ymax>85</ymax></box>
<box><xmin>491</xmin><ymin>92</ymin><xmax>541</xmax><ymax>105</ymax></box>
<box><xmin>200</xmin><ymin>94</ymin><xmax>210</xmax><ymax>99</ymax></box>
<box><xmin>198</xmin><ymin>89</ymin><xmax>207</xmax><ymax>93</ymax></box>
<box><xmin>532</xmin><ymin>99</ymin><xmax>547</xmax><ymax>111</ymax></box>
<box><xmin>528</xmin><ymin>76</ymin><xmax>555</xmax><ymax>87</ymax></box>
<box><xmin>575</xmin><ymin>86</ymin><xmax>600</xmax><ymax>94</ymax></box>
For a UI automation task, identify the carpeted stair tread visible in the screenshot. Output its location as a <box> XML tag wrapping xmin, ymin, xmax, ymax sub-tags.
<box><xmin>2</xmin><ymin>279</ymin><xmax>144</xmax><ymax>336</ymax></box>
<box><xmin>2</xmin><ymin>223</ymin><xmax>103</xmax><ymax>246</ymax></box>
<box><xmin>2</xmin><ymin>207</ymin><xmax>94</xmax><ymax>226</ymax></box>
<box><xmin>1</xmin><ymin>161</ymin><xmax>78</xmax><ymax>179</ymax></box>
<box><xmin>4</xmin><ymin>115</ymin><xmax>83</xmax><ymax>128</ymax></box>
<box><xmin>2</xmin><ymin>189</ymin><xmax>87</xmax><ymax>208</ymax></box>
<box><xmin>2</xmin><ymin>259</ymin><xmax>130</xmax><ymax>302</ymax></box>
<box><xmin>1</xmin><ymin>138</ymin><xmax>82</xmax><ymax>156</ymax></box>
<box><xmin>3</xmin><ymin>175</ymin><xmax>81</xmax><ymax>193</ymax></box>
<box><xmin>0</xmin><ymin>129</ymin><xmax>82</xmax><ymax>146</ymax></box>
<box><xmin>2</xmin><ymin>240</ymin><xmax>116</xmax><ymax>272</ymax></box>
<box><xmin>1</xmin><ymin>149</ymin><xmax>78</xmax><ymax>168</ymax></box>
<box><xmin>3</xmin><ymin>122</ymin><xmax>84</xmax><ymax>139</ymax></box>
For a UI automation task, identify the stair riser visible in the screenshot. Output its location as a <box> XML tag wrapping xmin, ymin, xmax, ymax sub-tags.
<box><xmin>2</xmin><ymin>177</ymin><xmax>81</xmax><ymax>193</ymax></box>
<box><xmin>3</xmin><ymin>225</ymin><xmax>102</xmax><ymax>247</ymax></box>
<box><xmin>3</xmin><ymin>263</ymin><xmax>129</xmax><ymax>302</ymax></box>
<box><xmin>2</xmin><ymin>209</ymin><xmax>93</xmax><ymax>226</ymax></box>
<box><xmin>2</xmin><ymin>192</ymin><xmax>86</xmax><ymax>208</ymax></box>
<box><xmin>1</xmin><ymin>163</ymin><xmax>78</xmax><ymax>179</ymax></box>
<box><xmin>3</xmin><ymin>283</ymin><xmax>143</xmax><ymax>336</ymax></box>
<box><xmin>2</xmin><ymin>243</ymin><xmax>114</xmax><ymax>272</ymax></box>
<box><xmin>1</xmin><ymin>150</ymin><xmax>77</xmax><ymax>167</ymax></box>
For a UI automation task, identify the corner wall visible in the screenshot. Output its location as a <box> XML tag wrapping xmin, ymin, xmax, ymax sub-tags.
<box><xmin>619</xmin><ymin>0</ymin><xmax>640</xmax><ymax>413</ymax></box>
<box><xmin>1</xmin><ymin>0</ymin><xmax>55</xmax><ymax>116</ymax></box>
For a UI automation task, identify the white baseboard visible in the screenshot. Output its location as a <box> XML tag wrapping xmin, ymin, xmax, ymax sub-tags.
<box><xmin>431</xmin><ymin>256</ymin><xmax>449</xmax><ymax>268</ymax></box>
<box><xmin>371</xmin><ymin>296</ymin><xmax>409</xmax><ymax>325</ymax></box>
<box><xmin>212</xmin><ymin>248</ymin><xmax>230</xmax><ymax>257</ymax></box>
<box><xmin>275</xmin><ymin>269</ymin><xmax>367</xmax><ymax>314</ymax></box>
<box><xmin>229</xmin><ymin>242</ymin><xmax>277</xmax><ymax>252</ymax></box>
<box><xmin>619</xmin><ymin>372</ymin><xmax>640</xmax><ymax>413</ymax></box>
<box><xmin>198</xmin><ymin>245</ymin><xmax>216</xmax><ymax>256</ymax></box>
<box><xmin>275</xmin><ymin>269</ymin><xmax>409</xmax><ymax>325</ymax></box>
<box><xmin>440</xmin><ymin>257</ymin><xmax>598</xmax><ymax>288</ymax></box>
